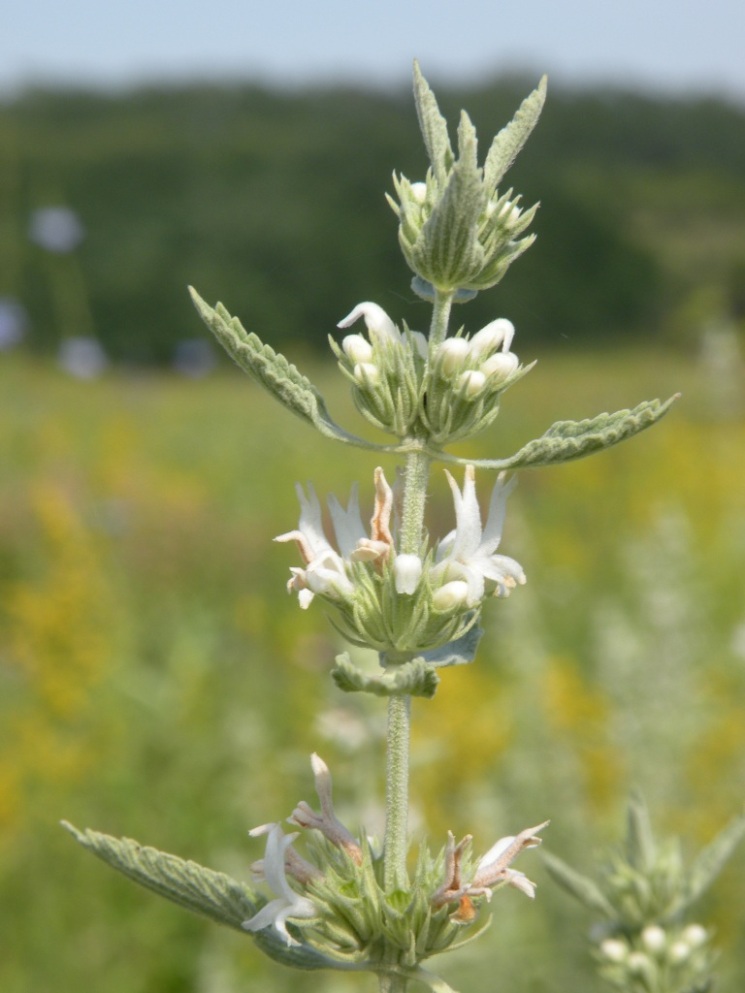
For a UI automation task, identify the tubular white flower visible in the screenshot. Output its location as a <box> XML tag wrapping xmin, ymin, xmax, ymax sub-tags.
<box><xmin>433</xmin><ymin>466</ymin><xmax>526</xmax><ymax>607</ymax></box>
<box><xmin>394</xmin><ymin>553</ymin><xmax>423</xmax><ymax>594</ymax></box>
<box><xmin>642</xmin><ymin>925</ymin><xmax>667</xmax><ymax>953</ymax></box>
<box><xmin>242</xmin><ymin>824</ymin><xmax>317</xmax><ymax>946</ymax></box>
<box><xmin>276</xmin><ymin>470</ymin><xmax>395</xmax><ymax>609</ymax></box>
<box><xmin>338</xmin><ymin>302</ymin><xmax>399</xmax><ymax>347</ymax></box>
<box><xmin>275</xmin><ymin>483</ymin><xmax>358</xmax><ymax>608</ymax></box>
<box><xmin>468</xmin><ymin>318</ymin><xmax>515</xmax><ymax>359</ymax></box>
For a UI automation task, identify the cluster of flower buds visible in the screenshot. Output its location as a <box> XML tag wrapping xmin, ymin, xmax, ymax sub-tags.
<box><xmin>597</xmin><ymin>923</ymin><xmax>713</xmax><ymax>993</ymax></box>
<box><xmin>330</xmin><ymin>302</ymin><xmax>427</xmax><ymax>437</ymax></box>
<box><xmin>243</xmin><ymin>753</ymin><xmax>546</xmax><ymax>969</ymax></box>
<box><xmin>275</xmin><ymin>464</ymin><xmax>525</xmax><ymax>657</ymax></box>
<box><xmin>386</xmin><ymin>64</ymin><xmax>545</xmax><ymax>297</ymax></box>
<box><xmin>331</xmin><ymin>301</ymin><xmax>528</xmax><ymax>445</ymax></box>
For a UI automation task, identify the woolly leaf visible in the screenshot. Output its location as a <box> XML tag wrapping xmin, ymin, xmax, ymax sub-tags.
<box><xmin>682</xmin><ymin>807</ymin><xmax>745</xmax><ymax>911</ymax></box>
<box><xmin>62</xmin><ymin>822</ymin><xmax>337</xmax><ymax>970</ymax></box>
<box><xmin>541</xmin><ymin>849</ymin><xmax>616</xmax><ymax>918</ymax></box>
<box><xmin>331</xmin><ymin>653</ymin><xmax>439</xmax><ymax>699</ymax></box>
<box><xmin>189</xmin><ymin>288</ymin><xmax>388</xmax><ymax>452</ymax></box>
<box><xmin>412</xmin><ymin>61</ymin><xmax>453</xmax><ymax>186</ymax></box>
<box><xmin>484</xmin><ymin>77</ymin><xmax>548</xmax><ymax>190</ymax></box>
<box><xmin>437</xmin><ymin>396</ymin><xmax>678</xmax><ymax>469</ymax></box>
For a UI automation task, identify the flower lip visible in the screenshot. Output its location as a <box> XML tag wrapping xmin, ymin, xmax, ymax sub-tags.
<box><xmin>243</xmin><ymin>823</ymin><xmax>317</xmax><ymax>946</ymax></box>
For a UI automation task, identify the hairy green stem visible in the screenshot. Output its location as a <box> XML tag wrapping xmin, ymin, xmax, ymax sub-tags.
<box><xmin>378</xmin><ymin>972</ymin><xmax>410</xmax><ymax>993</ymax></box>
<box><xmin>427</xmin><ymin>289</ymin><xmax>454</xmax><ymax>351</ymax></box>
<box><xmin>382</xmin><ymin>293</ymin><xmax>454</xmax><ymax>892</ymax></box>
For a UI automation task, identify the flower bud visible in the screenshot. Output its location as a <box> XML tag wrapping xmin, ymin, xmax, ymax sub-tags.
<box><xmin>435</xmin><ymin>337</ymin><xmax>470</xmax><ymax>377</ymax></box>
<box><xmin>600</xmin><ymin>938</ymin><xmax>628</xmax><ymax>963</ymax></box>
<box><xmin>432</xmin><ymin>580</ymin><xmax>470</xmax><ymax>611</ymax></box>
<box><xmin>681</xmin><ymin>924</ymin><xmax>707</xmax><ymax>948</ymax></box>
<box><xmin>342</xmin><ymin>333</ymin><xmax>374</xmax><ymax>365</ymax></box>
<box><xmin>354</xmin><ymin>362</ymin><xmax>381</xmax><ymax>387</ymax></box>
<box><xmin>481</xmin><ymin>351</ymin><xmax>519</xmax><ymax>383</ymax></box>
<box><xmin>469</xmin><ymin>318</ymin><xmax>515</xmax><ymax>359</ymax></box>
<box><xmin>457</xmin><ymin>370</ymin><xmax>486</xmax><ymax>399</ymax></box>
<box><xmin>394</xmin><ymin>554</ymin><xmax>423</xmax><ymax>594</ymax></box>
<box><xmin>669</xmin><ymin>940</ymin><xmax>691</xmax><ymax>963</ymax></box>
<box><xmin>410</xmin><ymin>182</ymin><xmax>427</xmax><ymax>203</ymax></box>
<box><xmin>642</xmin><ymin>925</ymin><xmax>667</xmax><ymax>953</ymax></box>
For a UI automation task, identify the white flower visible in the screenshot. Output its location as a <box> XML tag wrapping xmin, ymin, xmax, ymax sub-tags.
<box><xmin>468</xmin><ymin>318</ymin><xmax>515</xmax><ymax>359</ymax></box>
<box><xmin>681</xmin><ymin>924</ymin><xmax>708</xmax><ymax>948</ymax></box>
<box><xmin>433</xmin><ymin>465</ymin><xmax>525</xmax><ymax>607</ymax></box>
<box><xmin>242</xmin><ymin>824</ymin><xmax>317</xmax><ymax>946</ymax></box>
<box><xmin>337</xmin><ymin>301</ymin><xmax>427</xmax><ymax>359</ymax></box>
<box><xmin>434</xmin><ymin>337</ymin><xmax>470</xmax><ymax>377</ymax></box>
<box><xmin>275</xmin><ymin>483</ymin><xmax>358</xmax><ymax>609</ymax></box>
<box><xmin>275</xmin><ymin>469</ymin><xmax>394</xmax><ymax>609</ymax></box>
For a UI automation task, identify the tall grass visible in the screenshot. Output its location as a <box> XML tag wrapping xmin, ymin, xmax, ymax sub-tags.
<box><xmin>1</xmin><ymin>343</ymin><xmax>743</xmax><ymax>992</ymax></box>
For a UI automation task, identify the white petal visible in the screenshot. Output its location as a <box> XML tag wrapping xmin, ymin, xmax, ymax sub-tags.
<box><xmin>481</xmin><ymin>351</ymin><xmax>519</xmax><ymax>382</ymax></box>
<box><xmin>327</xmin><ymin>484</ymin><xmax>365</xmax><ymax>558</ymax></box>
<box><xmin>479</xmin><ymin>473</ymin><xmax>516</xmax><ymax>554</ymax></box>
<box><xmin>337</xmin><ymin>302</ymin><xmax>399</xmax><ymax>346</ymax></box>
<box><xmin>469</xmin><ymin>318</ymin><xmax>514</xmax><ymax>359</ymax></box>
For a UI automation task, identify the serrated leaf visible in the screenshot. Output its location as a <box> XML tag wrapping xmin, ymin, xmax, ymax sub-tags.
<box><xmin>420</xmin><ymin>623</ymin><xmax>483</xmax><ymax>667</ymax></box>
<box><xmin>331</xmin><ymin>653</ymin><xmax>439</xmax><ymax>699</ymax></box>
<box><xmin>437</xmin><ymin>396</ymin><xmax>678</xmax><ymax>470</ymax></box>
<box><xmin>63</xmin><ymin>821</ymin><xmax>259</xmax><ymax>932</ymax></box>
<box><xmin>412</xmin><ymin>61</ymin><xmax>453</xmax><ymax>186</ymax></box>
<box><xmin>484</xmin><ymin>76</ymin><xmax>547</xmax><ymax>190</ymax></box>
<box><xmin>681</xmin><ymin>807</ymin><xmax>745</xmax><ymax>910</ymax></box>
<box><xmin>541</xmin><ymin>849</ymin><xmax>616</xmax><ymax>918</ymax></box>
<box><xmin>62</xmin><ymin>822</ymin><xmax>339</xmax><ymax>970</ymax></box>
<box><xmin>189</xmin><ymin>288</ymin><xmax>390</xmax><ymax>453</ymax></box>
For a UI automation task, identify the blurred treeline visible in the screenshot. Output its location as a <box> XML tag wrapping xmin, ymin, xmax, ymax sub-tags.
<box><xmin>1</xmin><ymin>77</ymin><xmax>745</xmax><ymax>362</ymax></box>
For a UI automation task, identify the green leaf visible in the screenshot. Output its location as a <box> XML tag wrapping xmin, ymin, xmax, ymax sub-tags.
<box><xmin>331</xmin><ymin>653</ymin><xmax>439</xmax><ymax>699</ymax></box>
<box><xmin>437</xmin><ymin>396</ymin><xmax>679</xmax><ymax>469</ymax></box>
<box><xmin>682</xmin><ymin>807</ymin><xmax>745</xmax><ymax>910</ymax></box>
<box><xmin>189</xmin><ymin>288</ymin><xmax>390</xmax><ymax>453</ymax></box>
<box><xmin>484</xmin><ymin>76</ymin><xmax>548</xmax><ymax>190</ymax></box>
<box><xmin>62</xmin><ymin>822</ymin><xmax>338</xmax><ymax>970</ymax></box>
<box><xmin>541</xmin><ymin>849</ymin><xmax>616</xmax><ymax>918</ymax></box>
<box><xmin>412</xmin><ymin>61</ymin><xmax>454</xmax><ymax>186</ymax></box>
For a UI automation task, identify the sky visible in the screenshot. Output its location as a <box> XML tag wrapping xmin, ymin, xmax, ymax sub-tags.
<box><xmin>2</xmin><ymin>0</ymin><xmax>744</xmax><ymax>104</ymax></box>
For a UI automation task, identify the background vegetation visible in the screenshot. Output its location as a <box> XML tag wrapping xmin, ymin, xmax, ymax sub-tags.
<box><xmin>1</xmin><ymin>75</ymin><xmax>744</xmax><ymax>993</ymax></box>
<box><xmin>1</xmin><ymin>77</ymin><xmax>745</xmax><ymax>361</ymax></box>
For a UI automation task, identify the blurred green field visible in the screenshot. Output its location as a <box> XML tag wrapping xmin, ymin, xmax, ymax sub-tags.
<box><xmin>1</xmin><ymin>341</ymin><xmax>744</xmax><ymax>993</ymax></box>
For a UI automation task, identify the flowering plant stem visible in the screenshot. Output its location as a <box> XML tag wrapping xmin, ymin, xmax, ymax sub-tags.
<box><xmin>382</xmin><ymin>291</ymin><xmax>453</xmax><ymax>899</ymax></box>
